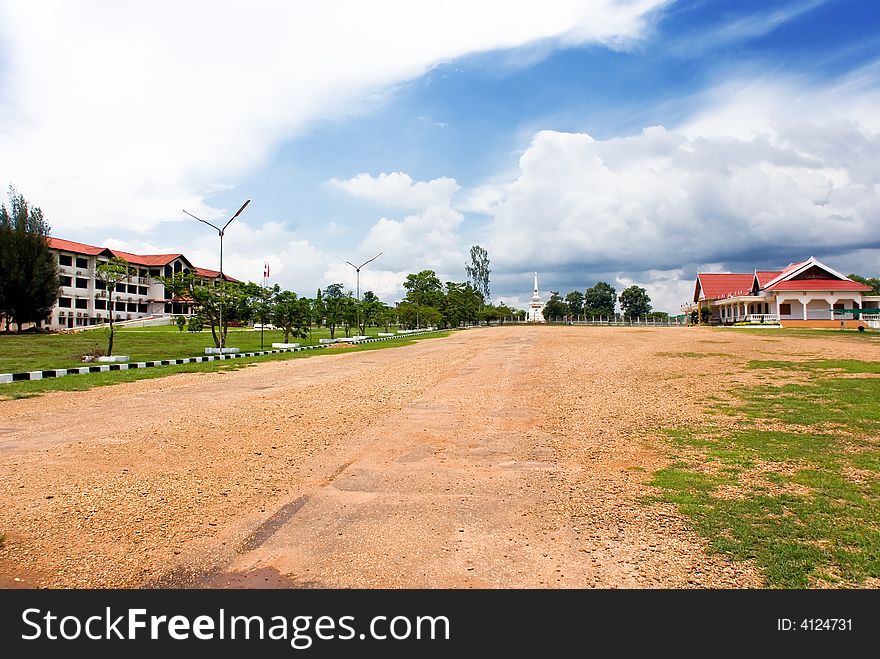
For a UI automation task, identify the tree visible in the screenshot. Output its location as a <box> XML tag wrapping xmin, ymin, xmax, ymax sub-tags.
<box><xmin>619</xmin><ymin>285</ymin><xmax>652</xmax><ymax>318</ymax></box>
<box><xmin>849</xmin><ymin>274</ymin><xmax>880</xmax><ymax>296</ymax></box>
<box><xmin>564</xmin><ymin>290</ymin><xmax>585</xmax><ymax>317</ymax></box>
<box><xmin>441</xmin><ymin>281</ymin><xmax>481</xmax><ymax>328</ymax></box>
<box><xmin>322</xmin><ymin>283</ymin><xmax>349</xmax><ymax>339</ymax></box>
<box><xmin>164</xmin><ymin>273</ymin><xmax>258</xmax><ymax>347</ymax></box>
<box><xmin>465</xmin><ymin>245</ymin><xmax>491</xmax><ymax>308</ymax></box>
<box><xmin>377</xmin><ymin>305</ymin><xmax>397</xmax><ymax>332</ymax></box>
<box><xmin>359</xmin><ymin>290</ymin><xmax>383</xmax><ymax>334</ymax></box>
<box><xmin>403</xmin><ymin>270</ymin><xmax>443</xmax><ymax>327</ymax></box>
<box><xmin>95</xmin><ymin>257</ymin><xmax>130</xmax><ymax>356</ymax></box>
<box><xmin>0</xmin><ymin>187</ymin><xmax>59</xmax><ymax>330</ymax></box>
<box><xmin>542</xmin><ymin>291</ymin><xmax>569</xmax><ymax>322</ymax></box>
<box><xmin>253</xmin><ymin>284</ymin><xmax>279</xmax><ymax>349</ymax></box>
<box><xmin>585</xmin><ymin>281</ymin><xmax>616</xmax><ymax>317</ymax></box>
<box><xmin>272</xmin><ymin>290</ymin><xmax>310</xmax><ymax>343</ymax></box>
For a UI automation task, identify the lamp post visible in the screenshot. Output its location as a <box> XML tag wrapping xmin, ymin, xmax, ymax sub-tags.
<box><xmin>183</xmin><ymin>199</ymin><xmax>250</xmax><ymax>350</ymax></box>
<box><xmin>337</xmin><ymin>252</ymin><xmax>382</xmax><ymax>333</ymax></box>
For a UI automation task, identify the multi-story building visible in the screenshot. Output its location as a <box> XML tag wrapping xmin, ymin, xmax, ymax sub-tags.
<box><xmin>46</xmin><ymin>237</ymin><xmax>233</xmax><ymax>330</ymax></box>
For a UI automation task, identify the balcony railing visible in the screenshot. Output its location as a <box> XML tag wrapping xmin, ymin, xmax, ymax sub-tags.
<box><xmin>742</xmin><ymin>313</ymin><xmax>779</xmax><ymax>323</ymax></box>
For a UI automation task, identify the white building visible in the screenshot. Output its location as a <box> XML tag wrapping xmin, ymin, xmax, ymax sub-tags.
<box><xmin>688</xmin><ymin>256</ymin><xmax>879</xmax><ymax>328</ymax></box>
<box><xmin>528</xmin><ymin>272</ymin><xmax>545</xmax><ymax>323</ymax></box>
<box><xmin>46</xmin><ymin>237</ymin><xmax>231</xmax><ymax>330</ymax></box>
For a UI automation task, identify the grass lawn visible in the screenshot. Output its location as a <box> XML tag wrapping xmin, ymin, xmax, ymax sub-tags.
<box><xmin>0</xmin><ymin>324</ymin><xmax>400</xmax><ymax>373</ymax></box>
<box><xmin>651</xmin><ymin>358</ymin><xmax>880</xmax><ymax>588</ymax></box>
<box><xmin>0</xmin><ymin>331</ymin><xmax>450</xmax><ymax>400</ymax></box>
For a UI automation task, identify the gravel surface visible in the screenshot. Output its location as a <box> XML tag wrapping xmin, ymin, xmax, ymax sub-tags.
<box><xmin>1</xmin><ymin>326</ymin><xmax>876</xmax><ymax>588</ymax></box>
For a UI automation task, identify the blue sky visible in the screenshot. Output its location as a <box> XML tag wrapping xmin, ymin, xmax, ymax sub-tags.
<box><xmin>2</xmin><ymin>0</ymin><xmax>879</xmax><ymax>312</ymax></box>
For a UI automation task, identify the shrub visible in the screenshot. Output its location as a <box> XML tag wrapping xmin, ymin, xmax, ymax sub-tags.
<box><xmin>187</xmin><ymin>315</ymin><xmax>204</xmax><ymax>333</ymax></box>
<box><xmin>176</xmin><ymin>315</ymin><xmax>187</xmax><ymax>332</ymax></box>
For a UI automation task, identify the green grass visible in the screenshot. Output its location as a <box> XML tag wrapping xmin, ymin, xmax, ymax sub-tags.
<box><xmin>0</xmin><ymin>324</ymin><xmax>403</xmax><ymax>373</ymax></box>
<box><xmin>650</xmin><ymin>358</ymin><xmax>880</xmax><ymax>588</ymax></box>
<box><xmin>0</xmin><ymin>331</ymin><xmax>449</xmax><ymax>400</ymax></box>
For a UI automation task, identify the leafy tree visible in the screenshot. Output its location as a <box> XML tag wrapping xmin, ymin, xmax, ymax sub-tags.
<box><xmin>377</xmin><ymin>305</ymin><xmax>397</xmax><ymax>332</ymax></box>
<box><xmin>397</xmin><ymin>302</ymin><xmax>440</xmax><ymax>329</ymax></box>
<box><xmin>441</xmin><ymin>281</ymin><xmax>481</xmax><ymax>328</ymax></box>
<box><xmin>619</xmin><ymin>285</ymin><xmax>652</xmax><ymax>318</ymax></box>
<box><xmin>95</xmin><ymin>257</ymin><xmax>130</xmax><ymax>356</ymax></box>
<box><xmin>188</xmin><ymin>314</ymin><xmax>204</xmax><ymax>332</ymax></box>
<box><xmin>253</xmin><ymin>284</ymin><xmax>279</xmax><ymax>349</ymax></box>
<box><xmin>0</xmin><ymin>187</ymin><xmax>59</xmax><ymax>330</ymax></box>
<box><xmin>494</xmin><ymin>302</ymin><xmax>513</xmax><ymax>324</ymax></box>
<box><xmin>359</xmin><ymin>289</ymin><xmax>383</xmax><ymax>334</ymax></box>
<box><xmin>322</xmin><ymin>283</ymin><xmax>350</xmax><ymax>339</ymax></box>
<box><xmin>585</xmin><ymin>281</ymin><xmax>616</xmax><ymax>317</ymax></box>
<box><xmin>564</xmin><ymin>290</ymin><xmax>585</xmax><ymax>317</ymax></box>
<box><xmin>272</xmin><ymin>290</ymin><xmax>310</xmax><ymax>343</ymax></box>
<box><xmin>164</xmin><ymin>273</ymin><xmax>259</xmax><ymax>347</ymax></box>
<box><xmin>312</xmin><ymin>288</ymin><xmax>325</xmax><ymax>327</ymax></box>
<box><xmin>542</xmin><ymin>291</ymin><xmax>569</xmax><ymax>322</ymax></box>
<box><xmin>465</xmin><ymin>245</ymin><xmax>491</xmax><ymax>307</ymax></box>
<box><xmin>175</xmin><ymin>315</ymin><xmax>187</xmax><ymax>332</ymax></box>
<box><xmin>403</xmin><ymin>270</ymin><xmax>444</xmax><ymax>327</ymax></box>
<box><xmin>480</xmin><ymin>307</ymin><xmax>501</xmax><ymax>325</ymax></box>
<box><xmin>848</xmin><ymin>274</ymin><xmax>880</xmax><ymax>296</ymax></box>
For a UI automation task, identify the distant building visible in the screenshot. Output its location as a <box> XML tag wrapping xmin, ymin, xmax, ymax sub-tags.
<box><xmin>686</xmin><ymin>256</ymin><xmax>879</xmax><ymax>328</ymax></box>
<box><xmin>528</xmin><ymin>272</ymin><xmax>545</xmax><ymax>323</ymax></box>
<box><xmin>45</xmin><ymin>237</ymin><xmax>234</xmax><ymax>330</ymax></box>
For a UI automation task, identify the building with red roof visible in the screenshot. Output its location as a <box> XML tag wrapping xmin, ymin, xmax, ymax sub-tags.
<box><xmin>687</xmin><ymin>257</ymin><xmax>879</xmax><ymax>328</ymax></box>
<box><xmin>44</xmin><ymin>236</ymin><xmax>233</xmax><ymax>330</ymax></box>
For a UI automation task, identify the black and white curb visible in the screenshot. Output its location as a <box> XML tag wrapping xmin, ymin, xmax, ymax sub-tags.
<box><xmin>0</xmin><ymin>329</ymin><xmax>444</xmax><ymax>384</ymax></box>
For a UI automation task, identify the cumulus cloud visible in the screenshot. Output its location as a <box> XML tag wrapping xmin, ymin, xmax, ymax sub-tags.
<box><xmin>329</xmin><ymin>172</ymin><xmax>459</xmax><ymax>210</ymax></box>
<box><xmin>477</xmin><ymin>73</ymin><xmax>880</xmax><ymax>312</ymax></box>
<box><xmin>0</xmin><ymin>0</ymin><xmax>667</xmax><ymax>233</ymax></box>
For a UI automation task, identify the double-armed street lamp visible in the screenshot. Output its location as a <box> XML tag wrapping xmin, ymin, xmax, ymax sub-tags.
<box><xmin>337</xmin><ymin>252</ymin><xmax>382</xmax><ymax>332</ymax></box>
<box><xmin>183</xmin><ymin>199</ymin><xmax>251</xmax><ymax>350</ymax></box>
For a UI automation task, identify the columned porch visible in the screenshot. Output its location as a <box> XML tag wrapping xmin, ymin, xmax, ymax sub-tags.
<box><xmin>714</xmin><ymin>296</ymin><xmax>778</xmax><ymax>324</ymax></box>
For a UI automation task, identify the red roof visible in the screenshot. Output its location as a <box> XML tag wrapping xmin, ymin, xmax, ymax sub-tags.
<box><xmin>109</xmin><ymin>249</ymin><xmax>184</xmax><ymax>267</ymax></box>
<box><xmin>697</xmin><ymin>273</ymin><xmax>755</xmax><ymax>299</ymax></box>
<box><xmin>765</xmin><ymin>279</ymin><xmax>872</xmax><ymax>292</ymax></box>
<box><xmin>46</xmin><ymin>237</ymin><xmax>111</xmax><ymax>256</ymax></box>
<box><xmin>194</xmin><ymin>266</ymin><xmax>238</xmax><ymax>282</ymax></box>
<box><xmin>755</xmin><ymin>271</ymin><xmax>782</xmax><ymax>287</ymax></box>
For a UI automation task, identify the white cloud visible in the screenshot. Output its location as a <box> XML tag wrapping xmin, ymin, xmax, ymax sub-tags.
<box><xmin>480</xmin><ymin>74</ymin><xmax>880</xmax><ymax>293</ymax></box>
<box><xmin>0</xmin><ymin>0</ymin><xmax>667</xmax><ymax>233</ymax></box>
<box><xmin>329</xmin><ymin>172</ymin><xmax>459</xmax><ymax>209</ymax></box>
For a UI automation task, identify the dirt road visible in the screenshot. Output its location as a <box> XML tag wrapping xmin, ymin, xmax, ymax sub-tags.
<box><xmin>3</xmin><ymin>325</ymin><xmax>871</xmax><ymax>588</ymax></box>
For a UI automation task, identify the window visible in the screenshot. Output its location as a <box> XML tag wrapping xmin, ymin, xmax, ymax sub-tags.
<box><xmin>60</xmin><ymin>276</ymin><xmax>72</xmax><ymax>287</ymax></box>
<box><xmin>94</xmin><ymin>300</ymin><xmax>106</xmax><ymax>310</ymax></box>
<box><xmin>95</xmin><ymin>280</ymin><xmax>106</xmax><ymax>290</ymax></box>
<box><xmin>75</xmin><ymin>299</ymin><xmax>87</xmax><ymax>309</ymax></box>
<box><xmin>127</xmin><ymin>302</ymin><xmax>138</xmax><ymax>312</ymax></box>
<box><xmin>779</xmin><ymin>303</ymin><xmax>791</xmax><ymax>315</ymax></box>
<box><xmin>139</xmin><ymin>269</ymin><xmax>148</xmax><ymax>278</ymax></box>
<box><xmin>58</xmin><ymin>297</ymin><xmax>72</xmax><ymax>308</ymax></box>
<box><xmin>75</xmin><ymin>278</ymin><xmax>88</xmax><ymax>288</ymax></box>
<box><xmin>138</xmin><ymin>286</ymin><xmax>148</xmax><ymax>295</ymax></box>
<box><xmin>76</xmin><ymin>257</ymin><xmax>88</xmax><ymax>269</ymax></box>
<box><xmin>116</xmin><ymin>301</ymin><xmax>127</xmax><ymax>311</ymax></box>
<box><xmin>138</xmin><ymin>303</ymin><xmax>148</xmax><ymax>313</ymax></box>
<box><xmin>59</xmin><ymin>254</ymin><xmax>72</xmax><ymax>266</ymax></box>
<box><xmin>128</xmin><ymin>284</ymin><xmax>139</xmax><ymax>294</ymax></box>
<box><xmin>833</xmin><ymin>303</ymin><xmax>845</xmax><ymax>310</ymax></box>
<box><xmin>150</xmin><ymin>269</ymin><xmax>160</xmax><ymax>277</ymax></box>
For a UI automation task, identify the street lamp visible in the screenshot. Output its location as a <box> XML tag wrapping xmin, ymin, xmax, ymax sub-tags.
<box><xmin>337</xmin><ymin>252</ymin><xmax>382</xmax><ymax>333</ymax></box>
<box><xmin>183</xmin><ymin>199</ymin><xmax>250</xmax><ymax>350</ymax></box>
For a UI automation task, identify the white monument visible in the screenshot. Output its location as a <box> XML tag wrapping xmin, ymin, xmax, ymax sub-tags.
<box><xmin>528</xmin><ymin>272</ymin><xmax>545</xmax><ymax>323</ymax></box>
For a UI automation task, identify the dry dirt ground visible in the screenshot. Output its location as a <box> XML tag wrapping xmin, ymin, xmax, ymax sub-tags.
<box><xmin>1</xmin><ymin>326</ymin><xmax>876</xmax><ymax>588</ymax></box>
